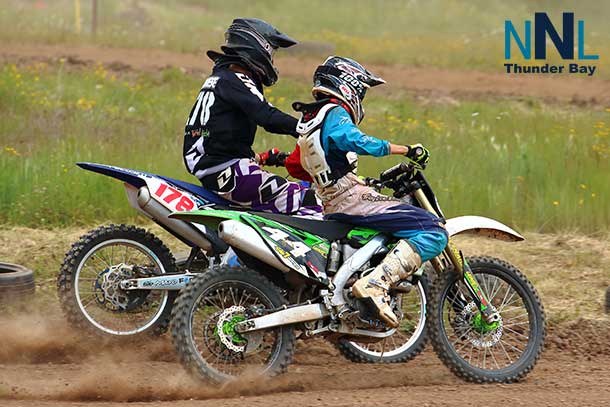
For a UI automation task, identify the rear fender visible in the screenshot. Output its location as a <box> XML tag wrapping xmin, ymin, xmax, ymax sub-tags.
<box><xmin>78</xmin><ymin>162</ymin><xmax>224</xmax><ymax>252</ymax></box>
<box><xmin>78</xmin><ymin>162</ymin><xmax>204</xmax><ymax>212</ymax></box>
<box><xmin>77</xmin><ymin>162</ymin><xmax>153</xmax><ymax>188</ymax></box>
<box><xmin>445</xmin><ymin>216</ymin><xmax>524</xmax><ymax>242</ymax></box>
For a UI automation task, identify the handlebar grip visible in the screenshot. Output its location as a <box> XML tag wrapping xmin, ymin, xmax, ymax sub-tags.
<box><xmin>380</xmin><ymin>162</ymin><xmax>409</xmax><ymax>182</ymax></box>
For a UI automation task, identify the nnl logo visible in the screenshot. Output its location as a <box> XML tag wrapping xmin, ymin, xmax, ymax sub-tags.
<box><xmin>505</xmin><ymin>12</ymin><xmax>598</xmax><ymax>60</ymax></box>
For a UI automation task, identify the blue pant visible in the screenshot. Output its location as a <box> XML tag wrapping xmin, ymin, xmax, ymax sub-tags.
<box><xmin>327</xmin><ymin>204</ymin><xmax>448</xmax><ymax>262</ymax></box>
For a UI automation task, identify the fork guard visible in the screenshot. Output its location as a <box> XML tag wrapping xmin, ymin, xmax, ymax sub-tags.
<box><xmin>445</xmin><ymin>216</ymin><xmax>524</xmax><ymax>241</ymax></box>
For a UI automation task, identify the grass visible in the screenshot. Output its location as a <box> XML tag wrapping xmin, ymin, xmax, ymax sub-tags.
<box><xmin>1</xmin><ymin>61</ymin><xmax>609</xmax><ymax>232</ymax></box>
<box><xmin>1</xmin><ymin>0</ymin><xmax>609</xmax><ymax>77</ymax></box>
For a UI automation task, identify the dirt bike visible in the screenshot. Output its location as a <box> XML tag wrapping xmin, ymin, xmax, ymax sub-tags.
<box><xmin>169</xmin><ymin>158</ymin><xmax>546</xmax><ymax>384</ymax></box>
<box><xmin>56</xmin><ymin>162</ymin><xmax>428</xmax><ymax>364</ymax></box>
<box><xmin>57</xmin><ymin>162</ymin><xmax>239</xmax><ymax>338</ymax></box>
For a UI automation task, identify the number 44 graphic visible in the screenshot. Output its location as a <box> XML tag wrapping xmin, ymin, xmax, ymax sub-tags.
<box><xmin>262</xmin><ymin>227</ymin><xmax>311</xmax><ymax>258</ymax></box>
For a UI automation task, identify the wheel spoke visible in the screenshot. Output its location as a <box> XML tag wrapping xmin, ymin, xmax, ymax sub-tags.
<box><xmin>503</xmin><ymin>326</ymin><xmax>530</xmax><ymax>340</ymax></box>
<box><xmin>74</xmin><ymin>239</ymin><xmax>169</xmax><ymax>335</ymax></box>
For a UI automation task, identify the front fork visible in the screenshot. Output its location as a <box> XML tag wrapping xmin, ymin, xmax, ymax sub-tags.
<box><xmin>443</xmin><ymin>241</ymin><xmax>500</xmax><ymax>323</ymax></box>
<box><xmin>412</xmin><ymin>189</ymin><xmax>500</xmax><ymax>323</ymax></box>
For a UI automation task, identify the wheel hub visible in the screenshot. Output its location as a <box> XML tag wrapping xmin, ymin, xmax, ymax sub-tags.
<box><xmin>97</xmin><ymin>263</ymin><xmax>136</xmax><ymax>310</ymax></box>
<box><xmin>457</xmin><ymin>302</ymin><xmax>503</xmax><ymax>348</ymax></box>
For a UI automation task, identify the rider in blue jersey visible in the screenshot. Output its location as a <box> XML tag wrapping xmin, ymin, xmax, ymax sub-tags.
<box><xmin>292</xmin><ymin>56</ymin><xmax>448</xmax><ymax>327</ymax></box>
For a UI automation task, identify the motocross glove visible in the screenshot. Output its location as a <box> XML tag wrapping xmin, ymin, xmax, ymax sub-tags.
<box><xmin>405</xmin><ymin>143</ymin><xmax>430</xmax><ymax>169</ymax></box>
<box><xmin>258</xmin><ymin>148</ymin><xmax>289</xmax><ymax>167</ymax></box>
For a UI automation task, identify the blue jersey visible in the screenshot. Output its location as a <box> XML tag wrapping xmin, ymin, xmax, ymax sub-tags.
<box><xmin>320</xmin><ymin>106</ymin><xmax>390</xmax><ymax>173</ymax></box>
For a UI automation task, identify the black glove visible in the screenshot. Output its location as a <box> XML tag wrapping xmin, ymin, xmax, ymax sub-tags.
<box><xmin>258</xmin><ymin>148</ymin><xmax>289</xmax><ymax>167</ymax></box>
<box><xmin>405</xmin><ymin>143</ymin><xmax>430</xmax><ymax>169</ymax></box>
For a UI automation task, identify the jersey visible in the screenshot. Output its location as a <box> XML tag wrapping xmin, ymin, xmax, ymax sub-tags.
<box><xmin>321</xmin><ymin>106</ymin><xmax>390</xmax><ymax>164</ymax></box>
<box><xmin>183</xmin><ymin>66</ymin><xmax>298</xmax><ymax>179</ymax></box>
<box><xmin>297</xmin><ymin>102</ymin><xmax>390</xmax><ymax>187</ymax></box>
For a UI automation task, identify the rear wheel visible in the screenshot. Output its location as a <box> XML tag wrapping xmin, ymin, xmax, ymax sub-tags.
<box><xmin>429</xmin><ymin>256</ymin><xmax>545</xmax><ymax>383</ymax></box>
<box><xmin>57</xmin><ymin>224</ymin><xmax>177</xmax><ymax>337</ymax></box>
<box><xmin>171</xmin><ymin>266</ymin><xmax>295</xmax><ymax>383</ymax></box>
<box><xmin>337</xmin><ymin>273</ymin><xmax>429</xmax><ymax>363</ymax></box>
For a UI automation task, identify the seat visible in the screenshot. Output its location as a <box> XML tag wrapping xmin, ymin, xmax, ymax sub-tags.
<box><xmin>159</xmin><ymin>176</ymin><xmax>233</xmax><ymax>206</ymax></box>
<box><xmin>251</xmin><ymin>212</ymin><xmax>354</xmax><ymax>241</ymax></box>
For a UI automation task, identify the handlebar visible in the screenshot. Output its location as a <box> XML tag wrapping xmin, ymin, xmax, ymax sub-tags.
<box><xmin>365</xmin><ymin>161</ymin><xmax>417</xmax><ymax>190</ymax></box>
<box><xmin>380</xmin><ymin>162</ymin><xmax>410</xmax><ymax>182</ymax></box>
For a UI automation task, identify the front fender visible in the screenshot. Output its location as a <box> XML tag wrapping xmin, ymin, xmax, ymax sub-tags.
<box><xmin>445</xmin><ymin>216</ymin><xmax>524</xmax><ymax>242</ymax></box>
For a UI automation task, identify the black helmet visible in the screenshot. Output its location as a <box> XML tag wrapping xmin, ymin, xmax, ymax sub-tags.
<box><xmin>207</xmin><ymin>18</ymin><xmax>297</xmax><ymax>86</ymax></box>
<box><xmin>312</xmin><ymin>56</ymin><xmax>385</xmax><ymax>123</ymax></box>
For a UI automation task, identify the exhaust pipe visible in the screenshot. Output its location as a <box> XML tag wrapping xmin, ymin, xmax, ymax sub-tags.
<box><xmin>219</xmin><ymin>220</ymin><xmax>289</xmax><ymax>272</ymax></box>
<box><xmin>133</xmin><ymin>185</ymin><xmax>212</xmax><ymax>252</ymax></box>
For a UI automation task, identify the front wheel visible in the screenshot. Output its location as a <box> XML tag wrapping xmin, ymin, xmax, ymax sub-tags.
<box><xmin>429</xmin><ymin>256</ymin><xmax>545</xmax><ymax>383</ymax></box>
<box><xmin>171</xmin><ymin>266</ymin><xmax>296</xmax><ymax>383</ymax></box>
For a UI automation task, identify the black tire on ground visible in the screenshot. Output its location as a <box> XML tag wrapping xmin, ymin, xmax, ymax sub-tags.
<box><xmin>171</xmin><ymin>266</ymin><xmax>296</xmax><ymax>383</ymax></box>
<box><xmin>57</xmin><ymin>224</ymin><xmax>177</xmax><ymax>337</ymax></box>
<box><xmin>337</xmin><ymin>273</ymin><xmax>429</xmax><ymax>363</ymax></box>
<box><xmin>0</xmin><ymin>262</ymin><xmax>35</xmax><ymax>302</ymax></box>
<box><xmin>605</xmin><ymin>286</ymin><xmax>610</xmax><ymax>314</ymax></box>
<box><xmin>429</xmin><ymin>256</ymin><xmax>546</xmax><ymax>383</ymax></box>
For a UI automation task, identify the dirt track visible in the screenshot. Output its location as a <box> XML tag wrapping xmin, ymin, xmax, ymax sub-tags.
<box><xmin>2</xmin><ymin>43</ymin><xmax>610</xmax><ymax>106</ymax></box>
<box><xmin>1</xmin><ymin>311</ymin><xmax>609</xmax><ymax>407</ymax></box>
<box><xmin>0</xmin><ymin>229</ymin><xmax>608</xmax><ymax>406</ymax></box>
<box><xmin>2</xmin><ymin>353</ymin><xmax>609</xmax><ymax>407</ymax></box>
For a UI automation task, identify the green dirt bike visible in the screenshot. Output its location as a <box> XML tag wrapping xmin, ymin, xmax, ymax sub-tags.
<box><xmin>169</xmin><ymin>160</ymin><xmax>546</xmax><ymax>384</ymax></box>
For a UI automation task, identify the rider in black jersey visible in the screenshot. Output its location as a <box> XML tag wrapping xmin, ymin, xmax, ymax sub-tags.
<box><xmin>183</xmin><ymin>18</ymin><xmax>320</xmax><ymax>215</ymax></box>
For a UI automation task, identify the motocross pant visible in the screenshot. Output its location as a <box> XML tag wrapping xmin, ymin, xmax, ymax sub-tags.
<box><xmin>200</xmin><ymin>158</ymin><xmax>323</xmax><ymax>216</ymax></box>
<box><xmin>321</xmin><ymin>174</ymin><xmax>448</xmax><ymax>261</ymax></box>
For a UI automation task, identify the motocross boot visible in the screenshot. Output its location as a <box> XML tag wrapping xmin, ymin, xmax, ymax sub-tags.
<box><xmin>351</xmin><ymin>240</ymin><xmax>421</xmax><ymax>327</ymax></box>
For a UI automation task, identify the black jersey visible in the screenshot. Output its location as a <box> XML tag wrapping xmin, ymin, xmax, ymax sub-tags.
<box><xmin>183</xmin><ymin>66</ymin><xmax>298</xmax><ymax>178</ymax></box>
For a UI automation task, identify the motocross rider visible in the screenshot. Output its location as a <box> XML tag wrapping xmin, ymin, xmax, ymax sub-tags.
<box><xmin>183</xmin><ymin>18</ymin><xmax>320</xmax><ymax>215</ymax></box>
<box><xmin>291</xmin><ymin>56</ymin><xmax>449</xmax><ymax>327</ymax></box>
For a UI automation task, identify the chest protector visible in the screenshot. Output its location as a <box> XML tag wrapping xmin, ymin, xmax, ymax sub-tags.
<box><xmin>295</xmin><ymin>101</ymin><xmax>357</xmax><ymax>188</ymax></box>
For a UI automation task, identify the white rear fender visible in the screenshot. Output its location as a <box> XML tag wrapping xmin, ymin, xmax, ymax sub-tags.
<box><xmin>445</xmin><ymin>216</ymin><xmax>524</xmax><ymax>242</ymax></box>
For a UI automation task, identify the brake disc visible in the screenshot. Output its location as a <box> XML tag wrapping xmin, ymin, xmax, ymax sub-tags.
<box><xmin>215</xmin><ymin>306</ymin><xmax>263</xmax><ymax>354</ymax></box>
<box><xmin>97</xmin><ymin>264</ymin><xmax>149</xmax><ymax>312</ymax></box>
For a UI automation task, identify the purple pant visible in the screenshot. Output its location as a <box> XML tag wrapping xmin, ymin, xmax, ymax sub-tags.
<box><xmin>216</xmin><ymin>159</ymin><xmax>322</xmax><ymax>216</ymax></box>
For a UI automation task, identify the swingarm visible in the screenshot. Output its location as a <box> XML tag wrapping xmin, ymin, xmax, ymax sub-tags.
<box><xmin>120</xmin><ymin>272</ymin><xmax>195</xmax><ymax>291</ymax></box>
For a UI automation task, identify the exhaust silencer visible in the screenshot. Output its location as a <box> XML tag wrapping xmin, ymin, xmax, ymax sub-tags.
<box><xmin>134</xmin><ymin>185</ymin><xmax>212</xmax><ymax>251</ymax></box>
<box><xmin>219</xmin><ymin>220</ymin><xmax>289</xmax><ymax>272</ymax></box>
